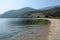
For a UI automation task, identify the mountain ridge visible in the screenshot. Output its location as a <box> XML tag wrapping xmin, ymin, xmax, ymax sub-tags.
<box><xmin>0</xmin><ymin>7</ymin><xmax>35</xmax><ymax>18</ymax></box>
<box><xmin>0</xmin><ymin>5</ymin><xmax>60</xmax><ymax>18</ymax></box>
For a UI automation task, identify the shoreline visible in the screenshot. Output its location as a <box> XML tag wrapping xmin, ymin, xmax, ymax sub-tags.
<box><xmin>8</xmin><ymin>18</ymin><xmax>49</xmax><ymax>40</ymax></box>
<box><xmin>6</xmin><ymin>19</ymin><xmax>60</xmax><ymax>40</ymax></box>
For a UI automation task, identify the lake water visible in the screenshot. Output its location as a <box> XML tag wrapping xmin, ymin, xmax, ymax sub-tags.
<box><xmin>0</xmin><ymin>18</ymin><xmax>46</xmax><ymax>40</ymax></box>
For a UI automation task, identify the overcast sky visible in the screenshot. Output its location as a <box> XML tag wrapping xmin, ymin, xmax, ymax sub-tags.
<box><xmin>0</xmin><ymin>0</ymin><xmax>60</xmax><ymax>14</ymax></box>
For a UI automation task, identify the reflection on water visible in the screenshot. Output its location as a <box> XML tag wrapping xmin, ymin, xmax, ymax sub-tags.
<box><xmin>0</xmin><ymin>18</ymin><xmax>42</xmax><ymax>40</ymax></box>
<box><xmin>0</xmin><ymin>18</ymin><xmax>49</xmax><ymax>40</ymax></box>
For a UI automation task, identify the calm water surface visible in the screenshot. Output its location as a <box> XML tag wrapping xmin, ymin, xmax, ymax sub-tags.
<box><xmin>0</xmin><ymin>18</ymin><xmax>44</xmax><ymax>40</ymax></box>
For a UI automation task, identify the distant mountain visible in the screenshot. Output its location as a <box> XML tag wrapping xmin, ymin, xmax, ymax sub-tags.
<box><xmin>0</xmin><ymin>6</ymin><xmax>60</xmax><ymax>18</ymax></box>
<box><xmin>0</xmin><ymin>7</ymin><xmax>35</xmax><ymax>18</ymax></box>
<box><xmin>39</xmin><ymin>5</ymin><xmax>60</xmax><ymax>10</ymax></box>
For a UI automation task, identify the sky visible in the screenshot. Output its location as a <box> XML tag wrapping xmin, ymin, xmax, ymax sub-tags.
<box><xmin>0</xmin><ymin>0</ymin><xmax>60</xmax><ymax>14</ymax></box>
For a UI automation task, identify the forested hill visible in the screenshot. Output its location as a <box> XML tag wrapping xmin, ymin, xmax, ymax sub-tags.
<box><xmin>0</xmin><ymin>7</ymin><xmax>35</xmax><ymax>18</ymax></box>
<box><xmin>0</xmin><ymin>6</ymin><xmax>60</xmax><ymax>18</ymax></box>
<box><xmin>25</xmin><ymin>6</ymin><xmax>60</xmax><ymax>18</ymax></box>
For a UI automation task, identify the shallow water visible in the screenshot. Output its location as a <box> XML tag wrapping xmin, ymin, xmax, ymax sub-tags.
<box><xmin>0</xmin><ymin>18</ymin><xmax>46</xmax><ymax>40</ymax></box>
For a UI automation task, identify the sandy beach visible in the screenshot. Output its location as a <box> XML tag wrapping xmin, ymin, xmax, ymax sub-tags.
<box><xmin>6</xmin><ymin>19</ymin><xmax>60</xmax><ymax>40</ymax></box>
